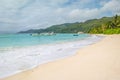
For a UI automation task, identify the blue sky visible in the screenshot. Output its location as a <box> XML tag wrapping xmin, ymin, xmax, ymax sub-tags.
<box><xmin>0</xmin><ymin>0</ymin><xmax>120</xmax><ymax>33</ymax></box>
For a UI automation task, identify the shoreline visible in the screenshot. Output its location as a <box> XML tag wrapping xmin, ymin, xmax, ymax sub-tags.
<box><xmin>2</xmin><ymin>34</ymin><xmax>120</xmax><ymax>80</ymax></box>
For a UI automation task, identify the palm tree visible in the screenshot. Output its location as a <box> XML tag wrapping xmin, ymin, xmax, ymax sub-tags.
<box><xmin>112</xmin><ymin>14</ymin><xmax>119</xmax><ymax>28</ymax></box>
<box><xmin>106</xmin><ymin>21</ymin><xmax>113</xmax><ymax>29</ymax></box>
<box><xmin>106</xmin><ymin>15</ymin><xmax>120</xmax><ymax>29</ymax></box>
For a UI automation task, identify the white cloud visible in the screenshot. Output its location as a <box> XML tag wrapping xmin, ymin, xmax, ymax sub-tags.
<box><xmin>0</xmin><ymin>0</ymin><xmax>29</xmax><ymax>9</ymax></box>
<box><xmin>101</xmin><ymin>0</ymin><xmax>120</xmax><ymax>15</ymax></box>
<box><xmin>0</xmin><ymin>0</ymin><xmax>119</xmax><ymax>33</ymax></box>
<box><xmin>69</xmin><ymin>8</ymin><xmax>100</xmax><ymax>21</ymax></box>
<box><xmin>68</xmin><ymin>0</ymin><xmax>120</xmax><ymax>22</ymax></box>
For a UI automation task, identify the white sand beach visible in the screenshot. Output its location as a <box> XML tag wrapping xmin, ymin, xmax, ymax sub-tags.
<box><xmin>2</xmin><ymin>35</ymin><xmax>120</xmax><ymax>80</ymax></box>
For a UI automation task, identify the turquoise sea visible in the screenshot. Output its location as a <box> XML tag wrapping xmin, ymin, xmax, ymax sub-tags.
<box><xmin>0</xmin><ymin>33</ymin><xmax>89</xmax><ymax>48</ymax></box>
<box><xmin>0</xmin><ymin>33</ymin><xmax>103</xmax><ymax>78</ymax></box>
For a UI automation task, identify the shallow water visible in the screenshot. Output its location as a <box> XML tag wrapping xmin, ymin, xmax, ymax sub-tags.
<box><xmin>0</xmin><ymin>33</ymin><xmax>89</xmax><ymax>48</ymax></box>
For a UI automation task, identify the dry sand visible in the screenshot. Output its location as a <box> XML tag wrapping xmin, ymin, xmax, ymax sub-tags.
<box><xmin>2</xmin><ymin>35</ymin><xmax>120</xmax><ymax>80</ymax></box>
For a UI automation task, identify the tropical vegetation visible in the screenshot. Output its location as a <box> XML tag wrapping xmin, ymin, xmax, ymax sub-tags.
<box><xmin>19</xmin><ymin>15</ymin><xmax>120</xmax><ymax>34</ymax></box>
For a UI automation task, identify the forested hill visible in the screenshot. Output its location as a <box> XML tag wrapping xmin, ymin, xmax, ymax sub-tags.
<box><xmin>19</xmin><ymin>15</ymin><xmax>120</xmax><ymax>34</ymax></box>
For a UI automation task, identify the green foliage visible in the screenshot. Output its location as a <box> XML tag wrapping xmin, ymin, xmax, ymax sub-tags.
<box><xmin>103</xmin><ymin>28</ymin><xmax>120</xmax><ymax>34</ymax></box>
<box><xmin>89</xmin><ymin>15</ymin><xmax>120</xmax><ymax>34</ymax></box>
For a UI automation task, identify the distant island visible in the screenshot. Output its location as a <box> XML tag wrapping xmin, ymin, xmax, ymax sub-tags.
<box><xmin>19</xmin><ymin>15</ymin><xmax>120</xmax><ymax>34</ymax></box>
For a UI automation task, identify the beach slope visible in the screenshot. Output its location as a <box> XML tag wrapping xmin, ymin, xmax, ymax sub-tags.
<box><xmin>2</xmin><ymin>35</ymin><xmax>120</xmax><ymax>80</ymax></box>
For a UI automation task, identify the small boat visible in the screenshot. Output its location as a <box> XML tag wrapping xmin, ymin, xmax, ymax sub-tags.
<box><xmin>73</xmin><ymin>34</ymin><xmax>79</xmax><ymax>36</ymax></box>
